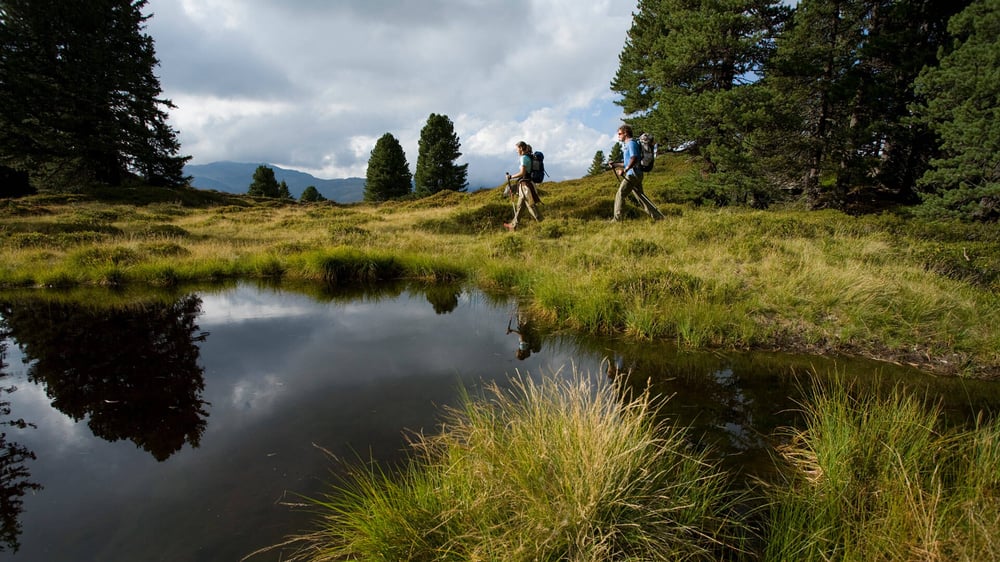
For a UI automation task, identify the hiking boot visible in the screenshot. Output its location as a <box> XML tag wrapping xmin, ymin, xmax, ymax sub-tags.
<box><xmin>503</xmin><ymin>222</ymin><xmax>515</xmax><ymax>231</ymax></box>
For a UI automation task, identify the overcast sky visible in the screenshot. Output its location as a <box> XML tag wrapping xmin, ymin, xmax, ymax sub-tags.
<box><xmin>143</xmin><ymin>0</ymin><xmax>635</xmax><ymax>188</ymax></box>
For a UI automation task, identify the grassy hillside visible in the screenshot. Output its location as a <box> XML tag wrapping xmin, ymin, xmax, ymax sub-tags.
<box><xmin>1</xmin><ymin>155</ymin><xmax>998</xmax><ymax>378</ymax></box>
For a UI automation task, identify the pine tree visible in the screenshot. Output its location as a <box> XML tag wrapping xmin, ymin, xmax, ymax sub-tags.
<box><xmin>413</xmin><ymin>113</ymin><xmax>468</xmax><ymax>197</ymax></box>
<box><xmin>247</xmin><ymin>165</ymin><xmax>280</xmax><ymax>198</ymax></box>
<box><xmin>609</xmin><ymin>143</ymin><xmax>624</xmax><ymax>164</ymax></box>
<box><xmin>365</xmin><ymin>133</ymin><xmax>412</xmax><ymax>202</ymax></box>
<box><xmin>0</xmin><ymin>0</ymin><xmax>190</xmax><ymax>191</ymax></box>
<box><xmin>300</xmin><ymin>185</ymin><xmax>326</xmax><ymax>202</ymax></box>
<box><xmin>611</xmin><ymin>0</ymin><xmax>788</xmax><ymax>175</ymax></box>
<box><xmin>587</xmin><ymin>151</ymin><xmax>607</xmax><ymax>176</ymax></box>
<box><xmin>277</xmin><ymin>180</ymin><xmax>292</xmax><ymax>200</ymax></box>
<box><xmin>912</xmin><ymin>0</ymin><xmax>1000</xmax><ymax>221</ymax></box>
<box><xmin>764</xmin><ymin>0</ymin><xmax>970</xmax><ymax>207</ymax></box>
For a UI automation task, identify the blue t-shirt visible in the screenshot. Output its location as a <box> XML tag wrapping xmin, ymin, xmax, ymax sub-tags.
<box><xmin>624</xmin><ymin>139</ymin><xmax>642</xmax><ymax>179</ymax></box>
<box><xmin>520</xmin><ymin>154</ymin><xmax>532</xmax><ymax>175</ymax></box>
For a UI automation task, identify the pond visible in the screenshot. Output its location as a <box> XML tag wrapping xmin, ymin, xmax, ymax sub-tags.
<box><xmin>0</xmin><ymin>282</ymin><xmax>996</xmax><ymax>561</ymax></box>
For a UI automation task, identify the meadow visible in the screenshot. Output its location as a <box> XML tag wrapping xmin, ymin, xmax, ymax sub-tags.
<box><xmin>2</xmin><ymin>155</ymin><xmax>997</xmax><ymax>379</ymax></box>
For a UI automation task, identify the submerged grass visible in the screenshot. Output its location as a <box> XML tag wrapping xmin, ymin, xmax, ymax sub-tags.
<box><xmin>272</xmin><ymin>369</ymin><xmax>750</xmax><ymax>562</ymax></box>
<box><xmin>2</xmin><ymin>161</ymin><xmax>999</xmax><ymax>376</ymax></box>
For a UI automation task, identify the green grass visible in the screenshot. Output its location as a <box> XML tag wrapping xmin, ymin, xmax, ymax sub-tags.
<box><xmin>764</xmin><ymin>379</ymin><xmax>1000</xmax><ymax>561</ymax></box>
<box><xmin>269</xmin><ymin>369</ymin><xmax>750</xmax><ymax>561</ymax></box>
<box><xmin>8</xmin><ymin>171</ymin><xmax>998</xmax><ymax>560</ymax></box>
<box><xmin>2</xmin><ymin>159</ymin><xmax>999</xmax><ymax>377</ymax></box>
<box><xmin>248</xmin><ymin>368</ymin><xmax>1000</xmax><ymax>562</ymax></box>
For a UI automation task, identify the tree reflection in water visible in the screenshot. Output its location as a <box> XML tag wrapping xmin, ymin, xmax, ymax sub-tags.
<box><xmin>0</xmin><ymin>337</ymin><xmax>42</xmax><ymax>553</ymax></box>
<box><xmin>598</xmin><ymin>341</ymin><xmax>804</xmax><ymax>476</ymax></box>
<box><xmin>571</xmin><ymin>333</ymin><xmax>1000</xmax><ymax>480</ymax></box>
<box><xmin>0</xmin><ymin>294</ymin><xmax>210</xmax><ymax>462</ymax></box>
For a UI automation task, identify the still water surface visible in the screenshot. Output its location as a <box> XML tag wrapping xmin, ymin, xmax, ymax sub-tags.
<box><xmin>0</xmin><ymin>283</ymin><xmax>996</xmax><ymax>561</ymax></box>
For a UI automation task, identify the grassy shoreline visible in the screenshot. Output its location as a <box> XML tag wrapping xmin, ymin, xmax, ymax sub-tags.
<box><xmin>251</xmin><ymin>369</ymin><xmax>1000</xmax><ymax>561</ymax></box>
<box><xmin>1</xmin><ymin>160</ymin><xmax>998</xmax><ymax>378</ymax></box>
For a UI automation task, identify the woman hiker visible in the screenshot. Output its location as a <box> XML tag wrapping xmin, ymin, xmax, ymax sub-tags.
<box><xmin>504</xmin><ymin>141</ymin><xmax>543</xmax><ymax>231</ymax></box>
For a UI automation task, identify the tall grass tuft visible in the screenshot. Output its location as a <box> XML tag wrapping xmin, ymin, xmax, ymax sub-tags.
<box><xmin>765</xmin><ymin>379</ymin><xmax>1000</xmax><ymax>561</ymax></box>
<box><xmin>278</xmin><ymin>369</ymin><xmax>750</xmax><ymax>561</ymax></box>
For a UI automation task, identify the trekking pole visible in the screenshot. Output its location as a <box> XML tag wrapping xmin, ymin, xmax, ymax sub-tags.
<box><xmin>608</xmin><ymin>163</ymin><xmax>664</xmax><ymax>219</ymax></box>
<box><xmin>608</xmin><ymin>162</ymin><xmax>623</xmax><ymax>185</ymax></box>
<box><xmin>504</xmin><ymin>176</ymin><xmax>517</xmax><ymax>212</ymax></box>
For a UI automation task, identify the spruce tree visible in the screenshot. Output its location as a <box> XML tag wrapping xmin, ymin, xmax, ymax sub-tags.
<box><xmin>0</xmin><ymin>0</ymin><xmax>190</xmax><ymax>191</ymax></box>
<box><xmin>913</xmin><ymin>0</ymin><xmax>1000</xmax><ymax>221</ymax></box>
<box><xmin>611</xmin><ymin>0</ymin><xmax>787</xmax><ymax>176</ymax></box>
<box><xmin>763</xmin><ymin>0</ymin><xmax>971</xmax><ymax>207</ymax></box>
<box><xmin>277</xmin><ymin>180</ymin><xmax>292</xmax><ymax>200</ymax></box>
<box><xmin>609</xmin><ymin>143</ymin><xmax>624</xmax><ymax>164</ymax></box>
<box><xmin>587</xmin><ymin>151</ymin><xmax>607</xmax><ymax>176</ymax></box>
<box><xmin>413</xmin><ymin>113</ymin><xmax>468</xmax><ymax>197</ymax></box>
<box><xmin>365</xmin><ymin>133</ymin><xmax>412</xmax><ymax>202</ymax></box>
<box><xmin>247</xmin><ymin>165</ymin><xmax>280</xmax><ymax>198</ymax></box>
<box><xmin>300</xmin><ymin>185</ymin><xmax>325</xmax><ymax>202</ymax></box>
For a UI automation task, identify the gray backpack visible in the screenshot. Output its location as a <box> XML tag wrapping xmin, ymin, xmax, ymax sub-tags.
<box><xmin>638</xmin><ymin>133</ymin><xmax>655</xmax><ymax>172</ymax></box>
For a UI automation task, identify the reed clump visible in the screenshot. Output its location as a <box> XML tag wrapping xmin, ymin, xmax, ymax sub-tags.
<box><xmin>277</xmin><ymin>369</ymin><xmax>750</xmax><ymax>561</ymax></box>
<box><xmin>258</xmin><ymin>369</ymin><xmax>1000</xmax><ymax>561</ymax></box>
<box><xmin>765</xmin><ymin>381</ymin><xmax>1000</xmax><ymax>561</ymax></box>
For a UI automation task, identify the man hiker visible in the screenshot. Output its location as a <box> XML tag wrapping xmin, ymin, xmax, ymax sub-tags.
<box><xmin>609</xmin><ymin>124</ymin><xmax>664</xmax><ymax>221</ymax></box>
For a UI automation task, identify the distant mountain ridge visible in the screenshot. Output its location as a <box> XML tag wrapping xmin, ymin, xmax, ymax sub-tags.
<box><xmin>185</xmin><ymin>161</ymin><xmax>365</xmax><ymax>203</ymax></box>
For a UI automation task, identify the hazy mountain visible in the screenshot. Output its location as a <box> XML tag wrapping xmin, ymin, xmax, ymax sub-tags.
<box><xmin>185</xmin><ymin>161</ymin><xmax>365</xmax><ymax>203</ymax></box>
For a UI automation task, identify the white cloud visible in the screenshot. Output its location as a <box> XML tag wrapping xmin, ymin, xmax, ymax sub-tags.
<box><xmin>178</xmin><ymin>0</ymin><xmax>245</xmax><ymax>29</ymax></box>
<box><xmin>145</xmin><ymin>0</ymin><xmax>635</xmax><ymax>187</ymax></box>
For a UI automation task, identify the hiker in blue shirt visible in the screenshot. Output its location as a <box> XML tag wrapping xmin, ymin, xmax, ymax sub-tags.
<box><xmin>609</xmin><ymin>124</ymin><xmax>664</xmax><ymax>221</ymax></box>
<box><xmin>504</xmin><ymin>141</ymin><xmax>543</xmax><ymax>231</ymax></box>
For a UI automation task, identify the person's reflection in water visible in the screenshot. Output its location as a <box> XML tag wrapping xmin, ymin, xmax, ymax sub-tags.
<box><xmin>603</xmin><ymin>350</ymin><xmax>655</xmax><ymax>410</ymax></box>
<box><xmin>506</xmin><ymin>309</ymin><xmax>542</xmax><ymax>360</ymax></box>
<box><xmin>606</xmin><ymin>351</ymin><xmax>627</xmax><ymax>378</ymax></box>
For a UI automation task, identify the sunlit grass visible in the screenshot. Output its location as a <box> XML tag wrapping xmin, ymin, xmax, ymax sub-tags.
<box><xmin>271</xmin><ymin>369</ymin><xmax>750</xmax><ymax>561</ymax></box>
<box><xmin>764</xmin><ymin>380</ymin><xmax>1000</xmax><ymax>561</ymax></box>
<box><xmin>250</xmin><ymin>367</ymin><xmax>1000</xmax><ymax>562</ymax></box>
<box><xmin>2</xmin><ymin>160</ymin><xmax>999</xmax><ymax>376</ymax></box>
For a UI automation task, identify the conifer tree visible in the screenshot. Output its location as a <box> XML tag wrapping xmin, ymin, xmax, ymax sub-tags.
<box><xmin>365</xmin><ymin>133</ymin><xmax>412</xmax><ymax>202</ymax></box>
<box><xmin>277</xmin><ymin>180</ymin><xmax>292</xmax><ymax>200</ymax></box>
<box><xmin>413</xmin><ymin>113</ymin><xmax>468</xmax><ymax>197</ymax></box>
<box><xmin>912</xmin><ymin>0</ymin><xmax>1000</xmax><ymax>221</ymax></box>
<box><xmin>300</xmin><ymin>185</ymin><xmax>326</xmax><ymax>202</ymax></box>
<box><xmin>0</xmin><ymin>0</ymin><xmax>190</xmax><ymax>191</ymax></box>
<box><xmin>609</xmin><ymin>143</ymin><xmax>624</xmax><ymax>164</ymax></box>
<box><xmin>247</xmin><ymin>165</ymin><xmax>280</xmax><ymax>198</ymax></box>
<box><xmin>587</xmin><ymin>151</ymin><xmax>607</xmax><ymax>176</ymax></box>
<box><xmin>611</xmin><ymin>0</ymin><xmax>787</xmax><ymax>176</ymax></box>
<box><xmin>763</xmin><ymin>0</ymin><xmax>970</xmax><ymax>208</ymax></box>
